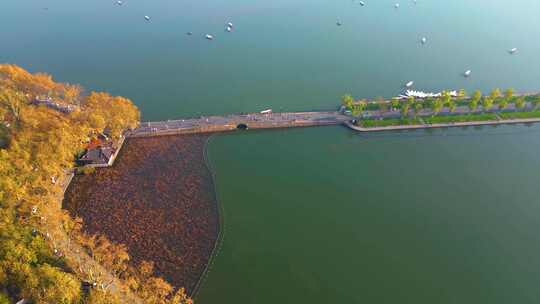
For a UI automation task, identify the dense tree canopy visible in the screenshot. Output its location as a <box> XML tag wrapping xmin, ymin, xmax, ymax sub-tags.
<box><xmin>482</xmin><ymin>97</ymin><xmax>494</xmax><ymax>111</ymax></box>
<box><xmin>82</xmin><ymin>92</ymin><xmax>140</xmax><ymax>138</ymax></box>
<box><xmin>0</xmin><ymin>64</ymin><xmax>190</xmax><ymax>303</ymax></box>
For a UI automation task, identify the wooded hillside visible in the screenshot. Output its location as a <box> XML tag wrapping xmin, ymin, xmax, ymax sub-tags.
<box><xmin>0</xmin><ymin>64</ymin><xmax>191</xmax><ymax>304</ymax></box>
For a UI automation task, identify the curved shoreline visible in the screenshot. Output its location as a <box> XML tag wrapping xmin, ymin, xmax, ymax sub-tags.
<box><xmin>63</xmin><ymin>135</ymin><xmax>219</xmax><ymax>295</ymax></box>
<box><xmin>192</xmin><ymin>135</ymin><xmax>225</xmax><ymax>298</ymax></box>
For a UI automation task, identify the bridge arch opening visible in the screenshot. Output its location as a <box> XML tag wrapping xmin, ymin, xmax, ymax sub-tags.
<box><xmin>237</xmin><ymin>123</ymin><xmax>248</xmax><ymax>130</ymax></box>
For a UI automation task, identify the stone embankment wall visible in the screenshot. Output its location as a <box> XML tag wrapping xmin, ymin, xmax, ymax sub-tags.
<box><xmin>128</xmin><ymin>125</ymin><xmax>238</xmax><ymax>138</ymax></box>
<box><xmin>127</xmin><ymin>112</ymin><xmax>349</xmax><ymax>137</ymax></box>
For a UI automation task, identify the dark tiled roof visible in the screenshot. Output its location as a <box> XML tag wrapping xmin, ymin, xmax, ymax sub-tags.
<box><xmin>79</xmin><ymin>146</ymin><xmax>115</xmax><ymax>165</ymax></box>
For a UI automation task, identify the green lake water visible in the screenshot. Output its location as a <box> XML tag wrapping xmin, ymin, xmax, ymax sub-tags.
<box><xmin>202</xmin><ymin>125</ymin><xmax>540</xmax><ymax>303</ymax></box>
<box><xmin>3</xmin><ymin>0</ymin><xmax>540</xmax><ymax>302</ymax></box>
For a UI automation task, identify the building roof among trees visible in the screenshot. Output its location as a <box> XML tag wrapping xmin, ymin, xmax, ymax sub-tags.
<box><xmin>79</xmin><ymin>146</ymin><xmax>115</xmax><ymax>165</ymax></box>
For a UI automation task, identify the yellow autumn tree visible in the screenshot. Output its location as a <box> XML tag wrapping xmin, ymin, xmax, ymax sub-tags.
<box><xmin>83</xmin><ymin>92</ymin><xmax>140</xmax><ymax>138</ymax></box>
<box><xmin>0</xmin><ymin>64</ymin><xmax>193</xmax><ymax>304</ymax></box>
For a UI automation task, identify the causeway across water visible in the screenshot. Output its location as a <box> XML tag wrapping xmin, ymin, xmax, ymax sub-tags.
<box><xmin>127</xmin><ymin>97</ymin><xmax>540</xmax><ymax>138</ymax></box>
<box><xmin>128</xmin><ymin>111</ymin><xmax>350</xmax><ymax>137</ymax></box>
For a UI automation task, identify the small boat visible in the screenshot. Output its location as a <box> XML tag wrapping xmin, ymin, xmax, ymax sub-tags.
<box><xmin>205</xmin><ymin>34</ymin><xmax>214</xmax><ymax>40</ymax></box>
<box><xmin>395</xmin><ymin>3</ymin><xmax>400</xmax><ymax>8</ymax></box>
<box><xmin>187</xmin><ymin>32</ymin><xmax>193</xmax><ymax>36</ymax></box>
<box><xmin>260</xmin><ymin>109</ymin><xmax>273</xmax><ymax>114</ymax></box>
<box><xmin>144</xmin><ymin>15</ymin><xmax>150</xmax><ymax>21</ymax></box>
<box><xmin>227</xmin><ymin>22</ymin><xmax>234</xmax><ymax>28</ymax></box>
<box><xmin>226</xmin><ymin>26</ymin><xmax>232</xmax><ymax>32</ymax></box>
<box><xmin>116</xmin><ymin>0</ymin><xmax>123</xmax><ymax>5</ymax></box>
<box><xmin>421</xmin><ymin>37</ymin><xmax>427</xmax><ymax>44</ymax></box>
<box><xmin>509</xmin><ymin>47</ymin><xmax>518</xmax><ymax>54</ymax></box>
<box><xmin>464</xmin><ymin>70</ymin><xmax>471</xmax><ymax>77</ymax></box>
<box><xmin>359</xmin><ymin>1</ymin><xmax>365</xmax><ymax>6</ymax></box>
<box><xmin>405</xmin><ymin>81</ymin><xmax>414</xmax><ymax>88</ymax></box>
<box><xmin>336</xmin><ymin>20</ymin><xmax>342</xmax><ymax>26</ymax></box>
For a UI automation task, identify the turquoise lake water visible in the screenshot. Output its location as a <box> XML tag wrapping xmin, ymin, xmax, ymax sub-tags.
<box><xmin>3</xmin><ymin>0</ymin><xmax>540</xmax><ymax>302</ymax></box>
<box><xmin>3</xmin><ymin>0</ymin><xmax>540</xmax><ymax>119</ymax></box>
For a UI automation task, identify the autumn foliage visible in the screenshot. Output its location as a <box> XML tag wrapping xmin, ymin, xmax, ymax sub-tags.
<box><xmin>0</xmin><ymin>64</ymin><xmax>192</xmax><ymax>303</ymax></box>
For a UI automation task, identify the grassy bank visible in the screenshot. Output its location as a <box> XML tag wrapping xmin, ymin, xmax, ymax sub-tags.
<box><xmin>423</xmin><ymin>113</ymin><xmax>498</xmax><ymax>124</ymax></box>
<box><xmin>499</xmin><ymin>110</ymin><xmax>540</xmax><ymax>119</ymax></box>
<box><xmin>358</xmin><ymin>118</ymin><xmax>422</xmax><ymax>127</ymax></box>
<box><xmin>358</xmin><ymin>113</ymin><xmax>497</xmax><ymax>128</ymax></box>
<box><xmin>357</xmin><ymin>110</ymin><xmax>540</xmax><ymax>129</ymax></box>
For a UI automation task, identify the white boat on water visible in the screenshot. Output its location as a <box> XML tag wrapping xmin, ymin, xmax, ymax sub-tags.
<box><xmin>359</xmin><ymin>1</ymin><xmax>365</xmax><ymax>6</ymax></box>
<box><xmin>421</xmin><ymin>37</ymin><xmax>427</xmax><ymax>44</ymax></box>
<box><xmin>260</xmin><ymin>109</ymin><xmax>273</xmax><ymax>114</ymax></box>
<box><xmin>464</xmin><ymin>70</ymin><xmax>472</xmax><ymax>77</ymax></box>
<box><xmin>405</xmin><ymin>81</ymin><xmax>414</xmax><ymax>88</ymax></box>
<box><xmin>227</xmin><ymin>22</ymin><xmax>234</xmax><ymax>27</ymax></box>
<box><xmin>395</xmin><ymin>3</ymin><xmax>400</xmax><ymax>8</ymax></box>
<box><xmin>116</xmin><ymin>0</ymin><xmax>123</xmax><ymax>5</ymax></box>
<box><xmin>509</xmin><ymin>47</ymin><xmax>518</xmax><ymax>54</ymax></box>
<box><xmin>205</xmin><ymin>34</ymin><xmax>214</xmax><ymax>40</ymax></box>
<box><xmin>144</xmin><ymin>15</ymin><xmax>150</xmax><ymax>21</ymax></box>
<box><xmin>399</xmin><ymin>90</ymin><xmax>458</xmax><ymax>99</ymax></box>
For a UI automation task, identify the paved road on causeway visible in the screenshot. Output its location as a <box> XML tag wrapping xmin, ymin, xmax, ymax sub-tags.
<box><xmin>129</xmin><ymin>111</ymin><xmax>350</xmax><ymax>137</ymax></box>
<box><xmin>127</xmin><ymin>102</ymin><xmax>539</xmax><ymax>138</ymax></box>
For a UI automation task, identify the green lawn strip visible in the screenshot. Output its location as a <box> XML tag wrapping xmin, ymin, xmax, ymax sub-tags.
<box><xmin>423</xmin><ymin>113</ymin><xmax>498</xmax><ymax>124</ymax></box>
<box><xmin>359</xmin><ymin>118</ymin><xmax>422</xmax><ymax>128</ymax></box>
<box><xmin>360</xmin><ymin>111</ymin><xmax>540</xmax><ymax>128</ymax></box>
<box><xmin>498</xmin><ymin>111</ymin><xmax>540</xmax><ymax>120</ymax></box>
